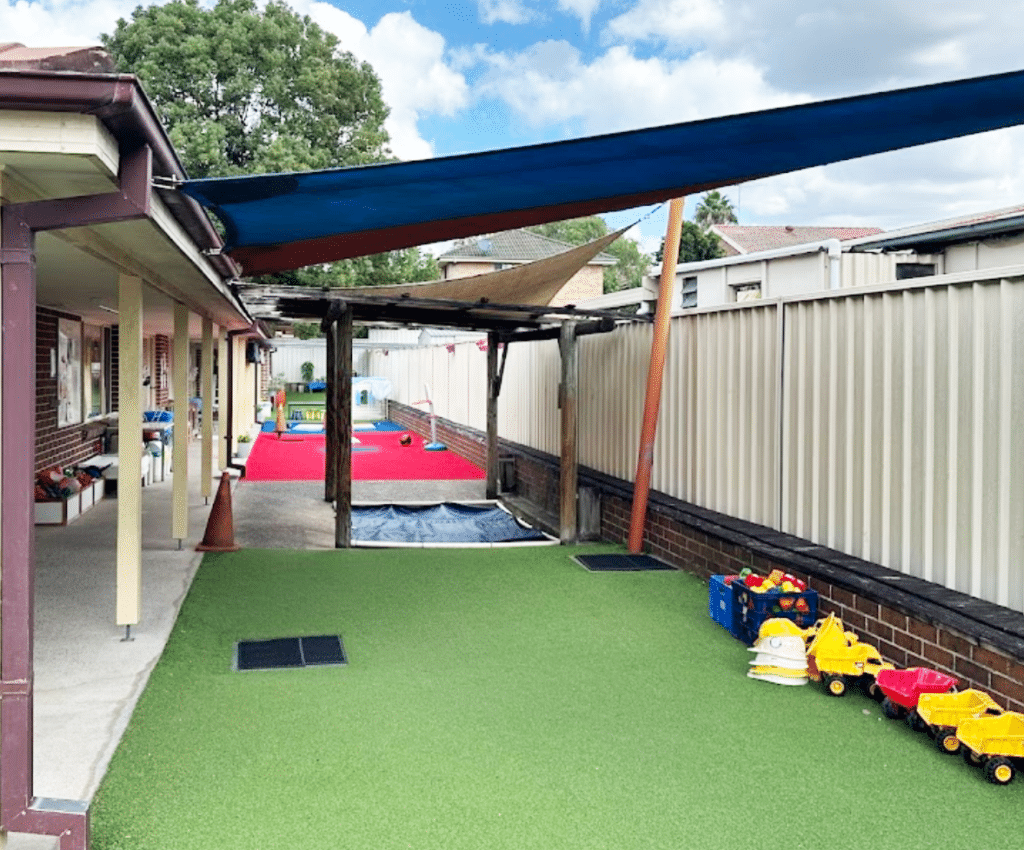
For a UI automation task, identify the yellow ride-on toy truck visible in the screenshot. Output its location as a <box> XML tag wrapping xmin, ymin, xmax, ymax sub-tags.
<box><xmin>956</xmin><ymin>711</ymin><xmax>1024</xmax><ymax>784</ymax></box>
<box><xmin>805</xmin><ymin>613</ymin><xmax>894</xmax><ymax>697</ymax></box>
<box><xmin>911</xmin><ymin>689</ymin><xmax>1003</xmax><ymax>756</ymax></box>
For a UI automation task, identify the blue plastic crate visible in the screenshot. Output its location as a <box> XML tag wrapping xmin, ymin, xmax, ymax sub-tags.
<box><xmin>732</xmin><ymin>582</ymin><xmax>818</xmax><ymax>645</ymax></box>
<box><xmin>708</xmin><ymin>575</ymin><xmax>742</xmax><ymax>638</ymax></box>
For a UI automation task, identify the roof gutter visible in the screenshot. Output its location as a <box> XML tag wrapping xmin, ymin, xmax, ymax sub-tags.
<box><xmin>844</xmin><ymin>215</ymin><xmax>1024</xmax><ymax>252</ymax></box>
<box><xmin>0</xmin><ymin>69</ymin><xmax>238</xmax><ymax>281</ymax></box>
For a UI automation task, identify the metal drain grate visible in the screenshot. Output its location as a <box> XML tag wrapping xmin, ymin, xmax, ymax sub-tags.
<box><xmin>235</xmin><ymin>635</ymin><xmax>347</xmax><ymax>671</ymax></box>
<box><xmin>575</xmin><ymin>554</ymin><xmax>675</xmax><ymax>572</ymax></box>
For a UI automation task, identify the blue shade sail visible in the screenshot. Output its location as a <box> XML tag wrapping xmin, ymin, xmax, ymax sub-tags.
<box><xmin>179</xmin><ymin>69</ymin><xmax>1024</xmax><ymax>276</ymax></box>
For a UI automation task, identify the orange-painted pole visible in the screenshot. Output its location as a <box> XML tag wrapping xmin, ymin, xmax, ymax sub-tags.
<box><xmin>628</xmin><ymin>196</ymin><xmax>686</xmax><ymax>552</ymax></box>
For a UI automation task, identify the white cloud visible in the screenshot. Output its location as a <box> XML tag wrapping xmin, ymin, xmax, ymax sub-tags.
<box><xmin>476</xmin><ymin>41</ymin><xmax>801</xmax><ymax>135</ymax></box>
<box><xmin>478</xmin><ymin>0</ymin><xmax>537</xmax><ymax>26</ymax></box>
<box><xmin>557</xmin><ymin>0</ymin><xmax>602</xmax><ymax>33</ymax></box>
<box><xmin>0</xmin><ymin>0</ymin><xmax>136</xmax><ymax>44</ymax></box>
<box><xmin>602</xmin><ymin>0</ymin><xmax>725</xmax><ymax>47</ymax></box>
<box><xmin>300</xmin><ymin>5</ymin><xmax>470</xmax><ymax>160</ymax></box>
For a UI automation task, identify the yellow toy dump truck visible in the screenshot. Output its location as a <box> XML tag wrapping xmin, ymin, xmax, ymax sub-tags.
<box><xmin>911</xmin><ymin>689</ymin><xmax>1003</xmax><ymax>755</ymax></box>
<box><xmin>805</xmin><ymin>612</ymin><xmax>894</xmax><ymax>697</ymax></box>
<box><xmin>955</xmin><ymin>712</ymin><xmax>1024</xmax><ymax>784</ymax></box>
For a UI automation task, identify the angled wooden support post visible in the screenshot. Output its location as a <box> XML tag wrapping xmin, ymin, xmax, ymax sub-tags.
<box><xmin>559</xmin><ymin>321</ymin><xmax>579</xmax><ymax>544</ymax></box>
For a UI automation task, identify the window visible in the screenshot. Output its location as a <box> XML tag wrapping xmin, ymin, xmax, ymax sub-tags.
<box><xmin>733</xmin><ymin>282</ymin><xmax>762</xmax><ymax>302</ymax></box>
<box><xmin>681</xmin><ymin>276</ymin><xmax>697</xmax><ymax>309</ymax></box>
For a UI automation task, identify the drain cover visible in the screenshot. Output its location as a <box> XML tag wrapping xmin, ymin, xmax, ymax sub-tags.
<box><xmin>236</xmin><ymin>635</ymin><xmax>347</xmax><ymax>671</ymax></box>
<box><xmin>576</xmin><ymin>554</ymin><xmax>674</xmax><ymax>572</ymax></box>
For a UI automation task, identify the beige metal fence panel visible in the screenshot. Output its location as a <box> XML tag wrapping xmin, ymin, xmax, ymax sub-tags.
<box><xmin>781</xmin><ymin>277</ymin><xmax>1024</xmax><ymax>611</ymax></box>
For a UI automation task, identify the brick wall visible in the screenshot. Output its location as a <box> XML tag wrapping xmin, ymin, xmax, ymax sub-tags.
<box><xmin>387</xmin><ymin>401</ymin><xmax>1024</xmax><ymax>714</ymax></box>
<box><xmin>154</xmin><ymin>334</ymin><xmax>170</xmax><ymax>408</ymax></box>
<box><xmin>35</xmin><ymin>308</ymin><xmax>105</xmax><ymax>474</ymax></box>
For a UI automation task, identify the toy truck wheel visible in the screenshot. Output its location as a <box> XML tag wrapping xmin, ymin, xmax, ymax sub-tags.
<box><xmin>824</xmin><ymin>673</ymin><xmax>847</xmax><ymax>697</ymax></box>
<box><xmin>859</xmin><ymin>676</ymin><xmax>883</xmax><ymax>700</ymax></box>
<box><xmin>962</xmin><ymin>748</ymin><xmax>985</xmax><ymax>767</ymax></box>
<box><xmin>906</xmin><ymin>710</ymin><xmax>926</xmax><ymax>733</ymax></box>
<box><xmin>882</xmin><ymin>697</ymin><xmax>904</xmax><ymax>720</ymax></box>
<box><xmin>935</xmin><ymin>730</ymin><xmax>962</xmax><ymax>755</ymax></box>
<box><xmin>985</xmin><ymin>757</ymin><xmax>1015</xmax><ymax>785</ymax></box>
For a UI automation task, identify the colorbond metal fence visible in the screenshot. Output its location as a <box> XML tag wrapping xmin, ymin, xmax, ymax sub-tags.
<box><xmin>368</xmin><ymin>266</ymin><xmax>1024</xmax><ymax>613</ymax></box>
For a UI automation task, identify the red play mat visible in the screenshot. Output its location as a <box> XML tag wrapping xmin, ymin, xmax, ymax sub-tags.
<box><xmin>243</xmin><ymin>430</ymin><xmax>485</xmax><ymax>482</ymax></box>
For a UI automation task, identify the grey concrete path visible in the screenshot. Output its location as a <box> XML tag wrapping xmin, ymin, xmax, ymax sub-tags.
<box><xmin>11</xmin><ymin>442</ymin><xmax>486</xmax><ymax>849</ymax></box>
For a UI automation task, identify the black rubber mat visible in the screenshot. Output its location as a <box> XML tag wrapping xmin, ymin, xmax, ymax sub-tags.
<box><xmin>576</xmin><ymin>554</ymin><xmax>675</xmax><ymax>572</ymax></box>
<box><xmin>236</xmin><ymin>635</ymin><xmax>346</xmax><ymax>671</ymax></box>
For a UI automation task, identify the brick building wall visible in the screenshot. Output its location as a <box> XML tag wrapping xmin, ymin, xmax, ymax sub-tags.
<box><xmin>387</xmin><ymin>400</ymin><xmax>1024</xmax><ymax>714</ymax></box>
<box><xmin>35</xmin><ymin>308</ymin><xmax>106</xmax><ymax>473</ymax></box>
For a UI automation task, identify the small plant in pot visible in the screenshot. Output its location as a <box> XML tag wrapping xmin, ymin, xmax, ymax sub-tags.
<box><xmin>236</xmin><ymin>433</ymin><xmax>253</xmax><ymax>458</ymax></box>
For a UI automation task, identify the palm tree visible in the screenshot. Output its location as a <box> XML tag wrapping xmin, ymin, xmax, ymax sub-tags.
<box><xmin>693</xmin><ymin>190</ymin><xmax>738</xmax><ymax>230</ymax></box>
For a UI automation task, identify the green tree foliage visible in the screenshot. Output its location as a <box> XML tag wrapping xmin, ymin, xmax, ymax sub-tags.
<box><xmin>693</xmin><ymin>190</ymin><xmax>738</xmax><ymax>229</ymax></box>
<box><xmin>102</xmin><ymin>0</ymin><xmax>391</xmax><ymax>178</ymax></box>
<box><xmin>527</xmin><ymin>216</ymin><xmax>649</xmax><ymax>293</ymax></box>
<box><xmin>655</xmin><ymin>221</ymin><xmax>725</xmax><ymax>264</ymax></box>
<box><xmin>103</xmin><ymin>0</ymin><xmax>437</xmax><ymax>289</ymax></box>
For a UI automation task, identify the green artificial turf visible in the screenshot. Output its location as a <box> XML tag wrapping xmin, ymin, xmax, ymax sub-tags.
<box><xmin>93</xmin><ymin>545</ymin><xmax>1024</xmax><ymax>849</ymax></box>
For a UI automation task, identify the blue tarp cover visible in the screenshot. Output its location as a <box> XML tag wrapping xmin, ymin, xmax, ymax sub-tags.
<box><xmin>178</xmin><ymin>70</ymin><xmax>1024</xmax><ymax>275</ymax></box>
<box><xmin>351</xmin><ymin>503</ymin><xmax>549</xmax><ymax>544</ymax></box>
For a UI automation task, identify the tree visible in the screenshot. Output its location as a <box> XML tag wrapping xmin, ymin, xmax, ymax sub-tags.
<box><xmin>655</xmin><ymin>221</ymin><xmax>724</xmax><ymax>264</ymax></box>
<box><xmin>102</xmin><ymin>0</ymin><xmax>390</xmax><ymax>178</ymax></box>
<box><xmin>103</xmin><ymin>0</ymin><xmax>440</xmax><ymax>288</ymax></box>
<box><xmin>693</xmin><ymin>190</ymin><xmax>738</xmax><ymax>229</ymax></box>
<box><xmin>527</xmin><ymin>216</ymin><xmax>649</xmax><ymax>293</ymax></box>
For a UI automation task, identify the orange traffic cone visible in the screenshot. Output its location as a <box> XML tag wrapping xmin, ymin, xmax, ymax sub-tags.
<box><xmin>196</xmin><ymin>471</ymin><xmax>240</xmax><ymax>552</ymax></box>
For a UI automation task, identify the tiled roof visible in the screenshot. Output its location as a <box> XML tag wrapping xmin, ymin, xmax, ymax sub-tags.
<box><xmin>712</xmin><ymin>225</ymin><xmax>883</xmax><ymax>255</ymax></box>
<box><xmin>0</xmin><ymin>43</ymin><xmax>114</xmax><ymax>72</ymax></box>
<box><xmin>438</xmin><ymin>228</ymin><xmax>617</xmax><ymax>266</ymax></box>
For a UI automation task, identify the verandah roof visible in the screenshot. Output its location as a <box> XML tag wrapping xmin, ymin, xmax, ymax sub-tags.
<box><xmin>179</xmin><ymin>68</ymin><xmax>1024</xmax><ymax>277</ymax></box>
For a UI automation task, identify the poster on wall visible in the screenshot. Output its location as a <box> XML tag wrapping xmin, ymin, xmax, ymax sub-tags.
<box><xmin>57</xmin><ymin>318</ymin><xmax>82</xmax><ymax>427</ymax></box>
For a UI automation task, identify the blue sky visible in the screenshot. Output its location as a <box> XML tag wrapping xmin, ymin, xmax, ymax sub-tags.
<box><xmin>5</xmin><ymin>0</ymin><xmax>1024</xmax><ymax>256</ymax></box>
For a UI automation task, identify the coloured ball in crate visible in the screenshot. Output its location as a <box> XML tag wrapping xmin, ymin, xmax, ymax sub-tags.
<box><xmin>399</xmin><ymin>433</ymin><xmax>412</xmax><ymax>447</ymax></box>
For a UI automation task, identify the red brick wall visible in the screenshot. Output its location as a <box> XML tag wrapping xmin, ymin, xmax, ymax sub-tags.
<box><xmin>154</xmin><ymin>334</ymin><xmax>170</xmax><ymax>408</ymax></box>
<box><xmin>35</xmin><ymin>308</ymin><xmax>105</xmax><ymax>474</ymax></box>
<box><xmin>387</xmin><ymin>401</ymin><xmax>1024</xmax><ymax>714</ymax></box>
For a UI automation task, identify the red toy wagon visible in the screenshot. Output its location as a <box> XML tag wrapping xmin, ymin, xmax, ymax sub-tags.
<box><xmin>875</xmin><ymin>667</ymin><xmax>959</xmax><ymax>720</ymax></box>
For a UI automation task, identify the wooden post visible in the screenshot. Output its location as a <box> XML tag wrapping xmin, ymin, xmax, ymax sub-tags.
<box><xmin>172</xmin><ymin>302</ymin><xmax>190</xmax><ymax>543</ymax></box>
<box><xmin>628</xmin><ymin>196</ymin><xmax>686</xmax><ymax>552</ymax></box>
<box><xmin>201</xmin><ymin>318</ymin><xmax>214</xmax><ymax>502</ymax></box>
<box><xmin>486</xmin><ymin>331</ymin><xmax>499</xmax><ymax>499</ymax></box>
<box><xmin>324</xmin><ymin>318</ymin><xmax>337</xmax><ymax>502</ymax></box>
<box><xmin>116</xmin><ymin>274</ymin><xmax>144</xmax><ymax>626</ymax></box>
<box><xmin>559</xmin><ymin>321</ymin><xmax>579</xmax><ymax>544</ymax></box>
<box><xmin>331</xmin><ymin>304</ymin><xmax>353</xmax><ymax>547</ymax></box>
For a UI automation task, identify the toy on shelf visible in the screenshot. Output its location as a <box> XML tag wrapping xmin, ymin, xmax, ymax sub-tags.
<box><xmin>805</xmin><ymin>612</ymin><xmax>894</xmax><ymax>697</ymax></box>
<box><xmin>747</xmin><ymin>618</ymin><xmax>810</xmax><ymax>686</ymax></box>
<box><xmin>874</xmin><ymin>667</ymin><xmax>959</xmax><ymax>720</ymax></box>
<box><xmin>956</xmin><ymin>712</ymin><xmax>1024</xmax><ymax>784</ymax></box>
<box><xmin>913</xmin><ymin>689</ymin><xmax>1003</xmax><ymax>755</ymax></box>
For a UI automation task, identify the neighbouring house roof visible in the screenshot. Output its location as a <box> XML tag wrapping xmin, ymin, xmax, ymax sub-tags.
<box><xmin>711</xmin><ymin>224</ymin><xmax>883</xmax><ymax>256</ymax></box>
<box><xmin>0</xmin><ymin>42</ymin><xmax>114</xmax><ymax>72</ymax></box>
<box><xmin>437</xmin><ymin>228</ymin><xmax>618</xmax><ymax>267</ymax></box>
<box><xmin>843</xmin><ymin>202</ymin><xmax>1024</xmax><ymax>252</ymax></box>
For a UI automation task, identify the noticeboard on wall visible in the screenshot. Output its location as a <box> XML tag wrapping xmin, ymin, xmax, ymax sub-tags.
<box><xmin>57</xmin><ymin>318</ymin><xmax>82</xmax><ymax>427</ymax></box>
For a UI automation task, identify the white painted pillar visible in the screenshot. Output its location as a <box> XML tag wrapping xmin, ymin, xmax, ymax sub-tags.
<box><xmin>201</xmin><ymin>318</ymin><xmax>214</xmax><ymax>501</ymax></box>
<box><xmin>172</xmin><ymin>303</ymin><xmax>190</xmax><ymax>542</ymax></box>
<box><xmin>218</xmin><ymin>329</ymin><xmax>229</xmax><ymax>469</ymax></box>
<box><xmin>116</xmin><ymin>274</ymin><xmax>143</xmax><ymax>627</ymax></box>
